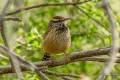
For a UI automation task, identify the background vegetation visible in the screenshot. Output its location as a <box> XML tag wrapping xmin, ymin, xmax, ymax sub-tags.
<box><xmin>0</xmin><ymin>0</ymin><xmax>120</xmax><ymax>80</ymax></box>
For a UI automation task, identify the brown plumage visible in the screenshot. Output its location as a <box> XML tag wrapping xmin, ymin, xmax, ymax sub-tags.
<box><xmin>42</xmin><ymin>16</ymin><xmax>71</xmax><ymax>60</ymax></box>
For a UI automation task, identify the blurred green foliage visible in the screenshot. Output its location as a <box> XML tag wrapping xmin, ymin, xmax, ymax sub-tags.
<box><xmin>0</xmin><ymin>0</ymin><xmax>120</xmax><ymax>80</ymax></box>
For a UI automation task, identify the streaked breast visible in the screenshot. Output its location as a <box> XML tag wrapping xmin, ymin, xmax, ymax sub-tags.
<box><xmin>43</xmin><ymin>28</ymin><xmax>71</xmax><ymax>54</ymax></box>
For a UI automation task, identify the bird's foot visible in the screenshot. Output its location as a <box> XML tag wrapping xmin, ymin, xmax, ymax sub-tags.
<box><xmin>42</xmin><ymin>54</ymin><xmax>51</xmax><ymax>61</ymax></box>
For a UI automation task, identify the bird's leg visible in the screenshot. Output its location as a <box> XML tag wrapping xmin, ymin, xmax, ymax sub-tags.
<box><xmin>42</xmin><ymin>53</ymin><xmax>51</xmax><ymax>61</ymax></box>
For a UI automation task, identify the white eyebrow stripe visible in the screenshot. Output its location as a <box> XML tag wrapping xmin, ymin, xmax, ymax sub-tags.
<box><xmin>52</xmin><ymin>19</ymin><xmax>59</xmax><ymax>21</ymax></box>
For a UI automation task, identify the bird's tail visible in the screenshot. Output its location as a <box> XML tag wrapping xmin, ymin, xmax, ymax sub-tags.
<box><xmin>42</xmin><ymin>53</ymin><xmax>50</xmax><ymax>61</ymax></box>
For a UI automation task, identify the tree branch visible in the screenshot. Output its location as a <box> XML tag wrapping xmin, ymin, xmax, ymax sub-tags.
<box><xmin>77</xmin><ymin>57</ymin><xmax>120</xmax><ymax>63</ymax></box>
<box><xmin>0</xmin><ymin>0</ymin><xmax>10</xmax><ymax>47</ymax></box>
<box><xmin>0</xmin><ymin>46</ymin><xmax>119</xmax><ymax>74</ymax></box>
<box><xmin>98</xmin><ymin>0</ymin><xmax>119</xmax><ymax>80</ymax></box>
<box><xmin>75</xmin><ymin>6</ymin><xmax>108</xmax><ymax>31</ymax></box>
<box><xmin>0</xmin><ymin>17</ymin><xmax>21</xmax><ymax>21</ymax></box>
<box><xmin>5</xmin><ymin>0</ymin><xmax>91</xmax><ymax>16</ymax></box>
<box><xmin>0</xmin><ymin>45</ymin><xmax>49</xmax><ymax>80</ymax></box>
<box><xmin>0</xmin><ymin>0</ymin><xmax>23</xmax><ymax>79</ymax></box>
<box><xmin>43</xmin><ymin>70</ymin><xmax>80</xmax><ymax>78</ymax></box>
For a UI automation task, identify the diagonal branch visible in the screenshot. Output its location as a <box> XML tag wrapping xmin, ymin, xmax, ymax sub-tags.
<box><xmin>74</xmin><ymin>5</ymin><xmax>110</xmax><ymax>33</ymax></box>
<box><xmin>0</xmin><ymin>45</ymin><xmax>49</xmax><ymax>80</ymax></box>
<box><xmin>5</xmin><ymin>0</ymin><xmax>92</xmax><ymax>16</ymax></box>
<box><xmin>75</xmin><ymin>6</ymin><xmax>106</xmax><ymax>28</ymax></box>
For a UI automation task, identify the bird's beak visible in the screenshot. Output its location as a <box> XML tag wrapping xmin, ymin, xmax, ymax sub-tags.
<box><xmin>63</xmin><ymin>17</ymin><xmax>70</xmax><ymax>21</ymax></box>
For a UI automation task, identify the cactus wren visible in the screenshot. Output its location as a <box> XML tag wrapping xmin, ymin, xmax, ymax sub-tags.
<box><xmin>42</xmin><ymin>16</ymin><xmax>71</xmax><ymax>60</ymax></box>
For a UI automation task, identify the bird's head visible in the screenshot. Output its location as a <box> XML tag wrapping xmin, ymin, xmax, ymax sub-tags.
<box><xmin>48</xmin><ymin>16</ymin><xmax>70</xmax><ymax>29</ymax></box>
<box><xmin>51</xmin><ymin>16</ymin><xmax>70</xmax><ymax>22</ymax></box>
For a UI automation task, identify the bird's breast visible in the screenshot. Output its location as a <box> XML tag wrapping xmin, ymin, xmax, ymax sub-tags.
<box><xmin>43</xmin><ymin>28</ymin><xmax>71</xmax><ymax>54</ymax></box>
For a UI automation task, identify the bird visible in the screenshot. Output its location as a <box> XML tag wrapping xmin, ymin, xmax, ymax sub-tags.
<box><xmin>42</xmin><ymin>16</ymin><xmax>71</xmax><ymax>60</ymax></box>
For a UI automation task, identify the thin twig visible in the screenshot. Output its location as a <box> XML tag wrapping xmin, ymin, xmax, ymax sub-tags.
<box><xmin>0</xmin><ymin>17</ymin><xmax>21</xmax><ymax>21</ymax></box>
<box><xmin>5</xmin><ymin>0</ymin><xmax>92</xmax><ymax>16</ymax></box>
<box><xmin>98</xmin><ymin>0</ymin><xmax>119</xmax><ymax>80</ymax></box>
<box><xmin>0</xmin><ymin>45</ymin><xmax>23</xmax><ymax>79</ymax></box>
<box><xmin>75</xmin><ymin>6</ymin><xmax>109</xmax><ymax>32</ymax></box>
<box><xmin>77</xmin><ymin>57</ymin><xmax>120</xmax><ymax>63</ymax></box>
<box><xmin>62</xmin><ymin>76</ymin><xmax>72</xmax><ymax>80</ymax></box>
<box><xmin>1</xmin><ymin>0</ymin><xmax>10</xmax><ymax>14</ymax></box>
<box><xmin>43</xmin><ymin>70</ymin><xmax>80</xmax><ymax>78</ymax></box>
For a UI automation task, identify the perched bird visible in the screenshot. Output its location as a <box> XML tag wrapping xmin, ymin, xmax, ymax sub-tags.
<box><xmin>42</xmin><ymin>16</ymin><xmax>71</xmax><ymax>60</ymax></box>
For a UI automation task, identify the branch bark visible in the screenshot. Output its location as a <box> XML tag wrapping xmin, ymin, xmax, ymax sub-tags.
<box><xmin>43</xmin><ymin>70</ymin><xmax>80</xmax><ymax>78</ymax></box>
<box><xmin>0</xmin><ymin>17</ymin><xmax>21</xmax><ymax>21</ymax></box>
<box><xmin>77</xmin><ymin>57</ymin><xmax>120</xmax><ymax>63</ymax></box>
<box><xmin>98</xmin><ymin>0</ymin><xmax>119</xmax><ymax>80</ymax></box>
<box><xmin>5</xmin><ymin>0</ymin><xmax>91</xmax><ymax>16</ymax></box>
<box><xmin>0</xmin><ymin>0</ymin><xmax>23</xmax><ymax>79</ymax></box>
<box><xmin>0</xmin><ymin>46</ymin><xmax>119</xmax><ymax>74</ymax></box>
<box><xmin>0</xmin><ymin>45</ymin><xmax>49</xmax><ymax>80</ymax></box>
